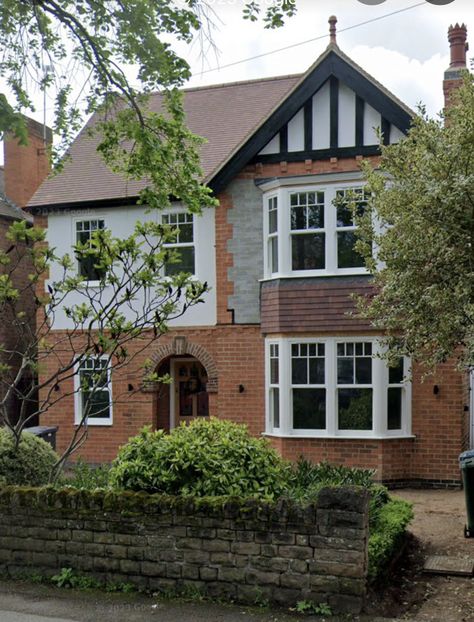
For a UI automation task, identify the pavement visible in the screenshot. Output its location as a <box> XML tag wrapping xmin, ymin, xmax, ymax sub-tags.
<box><xmin>0</xmin><ymin>579</ymin><xmax>397</xmax><ymax>622</ymax></box>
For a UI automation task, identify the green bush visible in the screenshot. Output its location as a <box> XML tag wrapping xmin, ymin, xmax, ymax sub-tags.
<box><xmin>368</xmin><ymin>497</ymin><xmax>413</xmax><ymax>581</ymax></box>
<box><xmin>109</xmin><ymin>418</ymin><xmax>289</xmax><ymax>499</ymax></box>
<box><xmin>0</xmin><ymin>428</ymin><xmax>58</xmax><ymax>486</ymax></box>
<box><xmin>65</xmin><ymin>458</ymin><xmax>111</xmax><ymax>490</ymax></box>
<box><xmin>285</xmin><ymin>456</ymin><xmax>376</xmax><ymax>501</ymax></box>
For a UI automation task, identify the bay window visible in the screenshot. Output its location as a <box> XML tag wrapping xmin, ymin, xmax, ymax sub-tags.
<box><xmin>266</xmin><ymin>338</ymin><xmax>411</xmax><ymax>438</ymax></box>
<box><xmin>263</xmin><ymin>181</ymin><xmax>370</xmax><ymax>277</ymax></box>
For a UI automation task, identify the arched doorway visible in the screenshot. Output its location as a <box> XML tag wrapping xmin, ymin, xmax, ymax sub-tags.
<box><xmin>148</xmin><ymin>337</ymin><xmax>218</xmax><ymax>431</ymax></box>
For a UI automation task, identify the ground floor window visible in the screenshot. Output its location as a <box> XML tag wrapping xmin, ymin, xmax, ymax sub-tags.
<box><xmin>265</xmin><ymin>337</ymin><xmax>411</xmax><ymax>438</ymax></box>
<box><xmin>74</xmin><ymin>356</ymin><xmax>112</xmax><ymax>426</ymax></box>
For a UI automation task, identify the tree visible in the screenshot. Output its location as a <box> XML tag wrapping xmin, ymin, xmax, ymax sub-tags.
<box><xmin>0</xmin><ymin>1</ymin><xmax>296</xmax><ymax>200</ymax></box>
<box><xmin>0</xmin><ymin>1</ymin><xmax>296</xmax><ymax>477</ymax></box>
<box><xmin>0</xmin><ymin>216</ymin><xmax>207</xmax><ymax>480</ymax></box>
<box><xmin>356</xmin><ymin>73</ymin><xmax>474</xmax><ymax>370</ymax></box>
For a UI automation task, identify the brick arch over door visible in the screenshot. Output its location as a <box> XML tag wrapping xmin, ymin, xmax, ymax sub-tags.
<box><xmin>147</xmin><ymin>336</ymin><xmax>218</xmax><ymax>393</ymax></box>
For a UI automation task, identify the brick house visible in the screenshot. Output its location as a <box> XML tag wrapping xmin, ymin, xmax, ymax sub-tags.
<box><xmin>27</xmin><ymin>20</ymin><xmax>471</xmax><ymax>486</ymax></box>
<box><xmin>0</xmin><ymin>118</ymin><xmax>51</xmax><ymax>424</ymax></box>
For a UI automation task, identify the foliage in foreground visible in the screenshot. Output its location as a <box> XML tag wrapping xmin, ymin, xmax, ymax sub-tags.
<box><xmin>64</xmin><ymin>459</ymin><xmax>111</xmax><ymax>491</ymax></box>
<box><xmin>0</xmin><ymin>428</ymin><xmax>58</xmax><ymax>486</ymax></box>
<box><xmin>358</xmin><ymin>73</ymin><xmax>474</xmax><ymax>369</ymax></box>
<box><xmin>286</xmin><ymin>456</ymin><xmax>376</xmax><ymax>501</ymax></box>
<box><xmin>368</xmin><ymin>497</ymin><xmax>414</xmax><ymax>581</ymax></box>
<box><xmin>109</xmin><ymin>418</ymin><xmax>290</xmax><ymax>499</ymax></box>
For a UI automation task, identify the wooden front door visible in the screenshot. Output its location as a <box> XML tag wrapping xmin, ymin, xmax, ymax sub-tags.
<box><xmin>172</xmin><ymin>359</ymin><xmax>209</xmax><ymax>428</ymax></box>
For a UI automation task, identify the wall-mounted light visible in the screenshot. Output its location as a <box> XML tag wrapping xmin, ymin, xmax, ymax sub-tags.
<box><xmin>238</xmin><ymin>384</ymin><xmax>245</xmax><ymax>393</ymax></box>
<box><xmin>54</xmin><ymin>383</ymin><xmax>60</xmax><ymax>392</ymax></box>
<box><xmin>128</xmin><ymin>383</ymin><xmax>134</xmax><ymax>392</ymax></box>
<box><xmin>433</xmin><ymin>385</ymin><xmax>440</xmax><ymax>396</ymax></box>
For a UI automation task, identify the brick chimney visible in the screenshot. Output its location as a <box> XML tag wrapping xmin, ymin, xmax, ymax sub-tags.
<box><xmin>443</xmin><ymin>23</ymin><xmax>469</xmax><ymax>109</ymax></box>
<box><xmin>3</xmin><ymin>117</ymin><xmax>52</xmax><ymax>209</ymax></box>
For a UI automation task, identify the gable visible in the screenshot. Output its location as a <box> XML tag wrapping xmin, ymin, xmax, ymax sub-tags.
<box><xmin>211</xmin><ymin>47</ymin><xmax>413</xmax><ymax>193</ymax></box>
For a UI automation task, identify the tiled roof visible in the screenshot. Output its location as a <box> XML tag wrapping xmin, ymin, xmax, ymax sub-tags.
<box><xmin>0</xmin><ymin>194</ymin><xmax>32</xmax><ymax>222</ymax></box>
<box><xmin>28</xmin><ymin>74</ymin><xmax>300</xmax><ymax>207</ymax></box>
<box><xmin>28</xmin><ymin>44</ymin><xmax>415</xmax><ymax>209</ymax></box>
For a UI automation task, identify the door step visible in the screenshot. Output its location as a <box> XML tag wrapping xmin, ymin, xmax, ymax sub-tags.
<box><xmin>423</xmin><ymin>555</ymin><xmax>474</xmax><ymax>576</ymax></box>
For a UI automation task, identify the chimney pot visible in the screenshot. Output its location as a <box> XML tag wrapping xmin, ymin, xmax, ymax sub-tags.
<box><xmin>447</xmin><ymin>22</ymin><xmax>468</xmax><ymax>68</ymax></box>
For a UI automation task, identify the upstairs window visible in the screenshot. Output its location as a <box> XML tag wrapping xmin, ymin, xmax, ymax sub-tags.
<box><xmin>263</xmin><ymin>184</ymin><xmax>370</xmax><ymax>278</ymax></box>
<box><xmin>290</xmin><ymin>191</ymin><xmax>325</xmax><ymax>271</ymax></box>
<box><xmin>76</xmin><ymin>219</ymin><xmax>105</xmax><ymax>281</ymax></box>
<box><xmin>267</xmin><ymin>196</ymin><xmax>278</xmax><ymax>274</ymax></box>
<box><xmin>335</xmin><ymin>188</ymin><xmax>368</xmax><ymax>269</ymax></box>
<box><xmin>162</xmin><ymin>213</ymin><xmax>195</xmax><ymax>276</ymax></box>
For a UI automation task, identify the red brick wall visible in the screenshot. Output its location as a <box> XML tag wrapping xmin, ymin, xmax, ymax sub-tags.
<box><xmin>40</xmin><ymin>325</ymin><xmax>264</xmax><ymax>463</ymax></box>
<box><xmin>4</xmin><ymin>118</ymin><xmax>51</xmax><ymax>209</ymax></box>
<box><xmin>0</xmin><ymin>218</ymin><xmax>36</xmax><ymax>419</ymax></box>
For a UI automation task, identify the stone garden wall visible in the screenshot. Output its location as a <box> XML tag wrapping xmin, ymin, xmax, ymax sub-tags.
<box><xmin>0</xmin><ymin>486</ymin><xmax>369</xmax><ymax>614</ymax></box>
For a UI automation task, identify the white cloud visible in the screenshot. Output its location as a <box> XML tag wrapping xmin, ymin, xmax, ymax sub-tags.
<box><xmin>349</xmin><ymin>45</ymin><xmax>450</xmax><ymax>116</ymax></box>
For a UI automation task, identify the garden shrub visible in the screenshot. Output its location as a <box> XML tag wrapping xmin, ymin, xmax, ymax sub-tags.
<box><xmin>65</xmin><ymin>458</ymin><xmax>111</xmax><ymax>490</ymax></box>
<box><xmin>286</xmin><ymin>456</ymin><xmax>376</xmax><ymax>501</ymax></box>
<box><xmin>109</xmin><ymin>418</ymin><xmax>289</xmax><ymax>499</ymax></box>
<box><xmin>368</xmin><ymin>496</ymin><xmax>414</xmax><ymax>581</ymax></box>
<box><xmin>0</xmin><ymin>428</ymin><xmax>58</xmax><ymax>486</ymax></box>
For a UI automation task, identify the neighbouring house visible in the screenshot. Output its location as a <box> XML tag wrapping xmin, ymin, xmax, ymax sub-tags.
<box><xmin>0</xmin><ymin>118</ymin><xmax>51</xmax><ymax>425</ymax></box>
<box><xmin>27</xmin><ymin>19</ymin><xmax>471</xmax><ymax>486</ymax></box>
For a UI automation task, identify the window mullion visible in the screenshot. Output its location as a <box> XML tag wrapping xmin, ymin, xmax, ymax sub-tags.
<box><xmin>278</xmin><ymin>189</ymin><xmax>289</xmax><ymax>276</ymax></box>
<box><xmin>326</xmin><ymin>189</ymin><xmax>337</xmax><ymax>273</ymax></box>
<box><xmin>372</xmin><ymin>342</ymin><xmax>385</xmax><ymax>436</ymax></box>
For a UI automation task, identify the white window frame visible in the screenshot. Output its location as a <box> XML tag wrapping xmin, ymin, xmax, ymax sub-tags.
<box><xmin>262</xmin><ymin>181</ymin><xmax>370</xmax><ymax>278</ymax></box>
<box><xmin>266</xmin><ymin>195</ymin><xmax>279</xmax><ymax>275</ymax></box>
<box><xmin>74</xmin><ymin>356</ymin><xmax>113</xmax><ymax>426</ymax></box>
<box><xmin>162</xmin><ymin>211</ymin><xmax>195</xmax><ymax>276</ymax></box>
<box><xmin>74</xmin><ymin>217</ymin><xmax>106</xmax><ymax>284</ymax></box>
<box><xmin>265</xmin><ymin>337</ymin><xmax>411</xmax><ymax>439</ymax></box>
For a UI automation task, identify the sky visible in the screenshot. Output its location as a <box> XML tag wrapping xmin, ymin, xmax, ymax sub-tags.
<box><xmin>1</xmin><ymin>0</ymin><xmax>474</xmax><ymax>163</ymax></box>
<box><xmin>177</xmin><ymin>0</ymin><xmax>474</xmax><ymax>117</ymax></box>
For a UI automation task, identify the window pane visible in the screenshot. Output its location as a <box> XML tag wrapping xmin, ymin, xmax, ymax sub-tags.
<box><xmin>270</xmin><ymin>358</ymin><xmax>279</xmax><ymax>385</ymax></box>
<box><xmin>178</xmin><ymin>223</ymin><xmax>193</xmax><ymax>243</ymax></box>
<box><xmin>309</xmin><ymin>358</ymin><xmax>325</xmax><ymax>384</ymax></box>
<box><xmin>389</xmin><ymin>358</ymin><xmax>404</xmax><ymax>384</ymax></box>
<box><xmin>84</xmin><ymin>390</ymin><xmax>110</xmax><ymax>419</ymax></box>
<box><xmin>269</xmin><ymin>208</ymin><xmax>277</xmax><ymax>234</ymax></box>
<box><xmin>165</xmin><ymin>246</ymin><xmax>195</xmax><ymax>275</ymax></box>
<box><xmin>270</xmin><ymin>237</ymin><xmax>278</xmax><ymax>273</ymax></box>
<box><xmin>272</xmin><ymin>388</ymin><xmax>280</xmax><ymax>428</ymax></box>
<box><xmin>291</xmin><ymin>233</ymin><xmax>325</xmax><ymax>270</ymax></box>
<box><xmin>79</xmin><ymin>256</ymin><xmax>104</xmax><ymax>281</ymax></box>
<box><xmin>308</xmin><ymin>205</ymin><xmax>324</xmax><ymax>229</ymax></box>
<box><xmin>387</xmin><ymin>387</ymin><xmax>402</xmax><ymax>430</ymax></box>
<box><xmin>337</xmin><ymin>231</ymin><xmax>365</xmax><ymax>269</ymax></box>
<box><xmin>292</xmin><ymin>358</ymin><xmax>307</xmax><ymax>384</ymax></box>
<box><xmin>291</xmin><ymin>206</ymin><xmax>306</xmax><ymax>230</ymax></box>
<box><xmin>338</xmin><ymin>388</ymin><xmax>372</xmax><ymax>430</ymax></box>
<box><xmin>337</xmin><ymin>204</ymin><xmax>353</xmax><ymax>227</ymax></box>
<box><xmin>355</xmin><ymin>357</ymin><xmax>372</xmax><ymax>384</ymax></box>
<box><xmin>337</xmin><ymin>357</ymin><xmax>353</xmax><ymax>384</ymax></box>
<box><xmin>293</xmin><ymin>388</ymin><xmax>326</xmax><ymax>429</ymax></box>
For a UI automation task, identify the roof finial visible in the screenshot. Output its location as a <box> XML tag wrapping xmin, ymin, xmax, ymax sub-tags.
<box><xmin>329</xmin><ymin>15</ymin><xmax>337</xmax><ymax>46</ymax></box>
